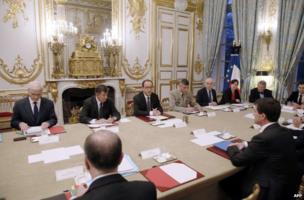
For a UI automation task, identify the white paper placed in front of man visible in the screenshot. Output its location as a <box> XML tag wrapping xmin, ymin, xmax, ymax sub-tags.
<box><xmin>148</xmin><ymin>115</ymin><xmax>168</xmax><ymax>121</ymax></box>
<box><xmin>160</xmin><ymin>162</ymin><xmax>197</xmax><ymax>184</ymax></box>
<box><xmin>157</xmin><ymin>118</ymin><xmax>183</xmax><ymax>128</ymax></box>
<box><xmin>191</xmin><ymin>134</ymin><xmax>223</xmax><ymax>147</ymax></box>
<box><xmin>206</xmin><ymin>105</ymin><xmax>230</xmax><ymax>110</ymax></box>
<box><xmin>42</xmin><ymin>148</ymin><xmax>70</xmax><ymax>164</ymax></box>
<box><xmin>25</xmin><ymin>126</ymin><xmax>43</xmax><ymax>136</ymax></box>
<box><xmin>118</xmin><ymin>154</ymin><xmax>139</xmax><ymax>176</ymax></box>
<box><xmin>55</xmin><ymin>165</ymin><xmax>84</xmax><ymax>181</ymax></box>
<box><xmin>192</xmin><ymin>129</ymin><xmax>206</xmax><ymax>137</ymax></box>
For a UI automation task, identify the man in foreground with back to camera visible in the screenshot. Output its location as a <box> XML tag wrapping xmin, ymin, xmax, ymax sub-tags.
<box><xmin>220</xmin><ymin>98</ymin><xmax>301</xmax><ymax>200</ymax></box>
<box><xmin>75</xmin><ymin>130</ymin><xmax>157</xmax><ymax>200</ymax></box>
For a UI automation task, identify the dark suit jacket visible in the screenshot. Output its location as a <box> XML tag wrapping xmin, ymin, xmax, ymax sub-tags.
<box><xmin>219</xmin><ymin>88</ymin><xmax>241</xmax><ymax>104</ymax></box>
<box><xmin>11</xmin><ymin>97</ymin><xmax>57</xmax><ymax>129</ymax></box>
<box><xmin>249</xmin><ymin>88</ymin><xmax>273</xmax><ymax>103</ymax></box>
<box><xmin>227</xmin><ymin>123</ymin><xmax>301</xmax><ymax>200</ymax></box>
<box><xmin>291</xmin><ymin>129</ymin><xmax>304</xmax><ymax>173</ymax></box>
<box><xmin>133</xmin><ymin>92</ymin><xmax>163</xmax><ymax>116</ymax></box>
<box><xmin>79</xmin><ymin>96</ymin><xmax>121</xmax><ymax>124</ymax></box>
<box><xmin>286</xmin><ymin>91</ymin><xmax>301</xmax><ymax>104</ymax></box>
<box><xmin>196</xmin><ymin>87</ymin><xmax>218</xmax><ymax>106</ymax></box>
<box><xmin>76</xmin><ymin>174</ymin><xmax>156</xmax><ymax>200</ymax></box>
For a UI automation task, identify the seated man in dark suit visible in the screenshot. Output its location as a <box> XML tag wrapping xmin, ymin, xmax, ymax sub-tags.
<box><xmin>11</xmin><ymin>81</ymin><xmax>57</xmax><ymax>131</ymax></box>
<box><xmin>286</xmin><ymin>81</ymin><xmax>304</xmax><ymax>109</ymax></box>
<box><xmin>79</xmin><ymin>84</ymin><xmax>120</xmax><ymax>124</ymax></box>
<box><xmin>219</xmin><ymin>79</ymin><xmax>241</xmax><ymax>104</ymax></box>
<box><xmin>249</xmin><ymin>80</ymin><xmax>273</xmax><ymax>103</ymax></box>
<box><xmin>196</xmin><ymin>77</ymin><xmax>218</xmax><ymax>106</ymax></box>
<box><xmin>75</xmin><ymin>130</ymin><xmax>157</xmax><ymax>200</ymax></box>
<box><xmin>220</xmin><ymin>98</ymin><xmax>301</xmax><ymax>200</ymax></box>
<box><xmin>133</xmin><ymin>79</ymin><xmax>163</xmax><ymax>116</ymax></box>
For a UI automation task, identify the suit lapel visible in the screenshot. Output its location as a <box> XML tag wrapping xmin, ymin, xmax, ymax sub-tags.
<box><xmin>86</xmin><ymin>174</ymin><xmax>127</xmax><ymax>193</ymax></box>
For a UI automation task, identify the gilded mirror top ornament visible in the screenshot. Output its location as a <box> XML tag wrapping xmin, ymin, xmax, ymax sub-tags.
<box><xmin>2</xmin><ymin>0</ymin><xmax>28</xmax><ymax>28</ymax></box>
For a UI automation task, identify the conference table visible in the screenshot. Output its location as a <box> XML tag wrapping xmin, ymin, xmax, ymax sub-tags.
<box><xmin>0</xmin><ymin>107</ymin><xmax>295</xmax><ymax>200</ymax></box>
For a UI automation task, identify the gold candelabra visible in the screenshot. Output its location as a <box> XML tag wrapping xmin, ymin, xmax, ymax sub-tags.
<box><xmin>49</xmin><ymin>36</ymin><xmax>65</xmax><ymax>78</ymax></box>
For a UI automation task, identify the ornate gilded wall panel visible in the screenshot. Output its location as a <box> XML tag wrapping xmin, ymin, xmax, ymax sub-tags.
<box><xmin>0</xmin><ymin>55</ymin><xmax>42</xmax><ymax>84</ymax></box>
<box><xmin>122</xmin><ymin>56</ymin><xmax>150</xmax><ymax>80</ymax></box>
<box><xmin>127</xmin><ymin>0</ymin><xmax>147</xmax><ymax>39</ymax></box>
<box><xmin>2</xmin><ymin>0</ymin><xmax>29</xmax><ymax>28</ymax></box>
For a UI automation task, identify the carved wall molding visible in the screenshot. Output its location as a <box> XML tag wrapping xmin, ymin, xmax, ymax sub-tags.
<box><xmin>47</xmin><ymin>82</ymin><xmax>58</xmax><ymax>102</ymax></box>
<box><xmin>2</xmin><ymin>0</ymin><xmax>28</xmax><ymax>28</ymax></box>
<box><xmin>194</xmin><ymin>54</ymin><xmax>203</xmax><ymax>74</ymax></box>
<box><xmin>127</xmin><ymin>0</ymin><xmax>147</xmax><ymax>39</ymax></box>
<box><xmin>0</xmin><ymin>55</ymin><xmax>43</xmax><ymax>84</ymax></box>
<box><xmin>122</xmin><ymin>56</ymin><xmax>150</xmax><ymax>80</ymax></box>
<box><xmin>77</xmin><ymin>80</ymin><xmax>105</xmax><ymax>88</ymax></box>
<box><xmin>119</xmin><ymin>79</ymin><xmax>126</xmax><ymax>97</ymax></box>
<box><xmin>154</xmin><ymin>0</ymin><xmax>196</xmax><ymax>12</ymax></box>
<box><xmin>195</xmin><ymin>0</ymin><xmax>203</xmax><ymax>32</ymax></box>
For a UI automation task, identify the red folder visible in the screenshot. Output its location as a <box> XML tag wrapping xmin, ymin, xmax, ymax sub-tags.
<box><xmin>49</xmin><ymin>126</ymin><xmax>65</xmax><ymax>135</ymax></box>
<box><xmin>136</xmin><ymin>113</ymin><xmax>175</xmax><ymax>123</ymax></box>
<box><xmin>207</xmin><ymin>138</ymin><xmax>243</xmax><ymax>159</ymax></box>
<box><xmin>140</xmin><ymin>160</ymin><xmax>204</xmax><ymax>192</ymax></box>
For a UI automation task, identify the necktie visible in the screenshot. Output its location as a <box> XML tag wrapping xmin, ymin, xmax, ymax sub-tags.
<box><xmin>33</xmin><ymin>102</ymin><xmax>38</xmax><ymax>122</ymax></box>
<box><xmin>99</xmin><ymin>103</ymin><xmax>103</xmax><ymax>119</ymax></box>
<box><xmin>147</xmin><ymin>96</ymin><xmax>151</xmax><ymax>112</ymax></box>
<box><xmin>208</xmin><ymin>91</ymin><xmax>212</xmax><ymax>103</ymax></box>
<box><xmin>299</xmin><ymin>95</ymin><xmax>303</xmax><ymax>105</ymax></box>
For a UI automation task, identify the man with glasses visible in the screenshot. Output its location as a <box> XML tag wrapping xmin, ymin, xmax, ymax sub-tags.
<box><xmin>133</xmin><ymin>79</ymin><xmax>163</xmax><ymax>116</ymax></box>
<box><xmin>11</xmin><ymin>81</ymin><xmax>57</xmax><ymax>131</ymax></box>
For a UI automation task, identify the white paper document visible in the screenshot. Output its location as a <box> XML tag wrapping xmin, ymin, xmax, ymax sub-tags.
<box><xmin>160</xmin><ymin>163</ymin><xmax>197</xmax><ymax>184</ymax></box>
<box><xmin>120</xmin><ymin>118</ymin><xmax>131</xmax><ymax>123</ymax></box>
<box><xmin>206</xmin><ymin>105</ymin><xmax>230</xmax><ymax>110</ymax></box>
<box><xmin>281</xmin><ymin>105</ymin><xmax>296</xmax><ymax>113</ymax></box>
<box><xmin>56</xmin><ymin>165</ymin><xmax>84</xmax><ymax>181</ymax></box>
<box><xmin>25</xmin><ymin>126</ymin><xmax>43</xmax><ymax>136</ymax></box>
<box><xmin>174</xmin><ymin>121</ymin><xmax>187</xmax><ymax>128</ymax></box>
<box><xmin>28</xmin><ymin>145</ymin><xmax>84</xmax><ymax>164</ymax></box>
<box><xmin>192</xmin><ymin>129</ymin><xmax>206</xmax><ymax>137</ymax></box>
<box><xmin>244</xmin><ymin>113</ymin><xmax>255</xmax><ymax>119</ymax></box>
<box><xmin>157</xmin><ymin>119</ymin><xmax>183</xmax><ymax>128</ymax></box>
<box><xmin>28</xmin><ymin>153</ymin><xmax>43</xmax><ymax>163</ymax></box>
<box><xmin>118</xmin><ymin>154</ymin><xmax>139</xmax><ymax>176</ymax></box>
<box><xmin>206</xmin><ymin>131</ymin><xmax>222</xmax><ymax>136</ymax></box>
<box><xmin>191</xmin><ymin>134</ymin><xmax>223</xmax><ymax>147</ymax></box>
<box><xmin>140</xmin><ymin>148</ymin><xmax>161</xmax><ymax>159</ymax></box>
<box><xmin>38</xmin><ymin>135</ymin><xmax>59</xmax><ymax>145</ymax></box>
<box><xmin>65</xmin><ymin>145</ymin><xmax>84</xmax><ymax>156</ymax></box>
<box><xmin>207</xmin><ymin>112</ymin><xmax>216</xmax><ymax>117</ymax></box>
<box><xmin>148</xmin><ymin>115</ymin><xmax>168</xmax><ymax>120</ymax></box>
<box><xmin>42</xmin><ymin>148</ymin><xmax>70</xmax><ymax>164</ymax></box>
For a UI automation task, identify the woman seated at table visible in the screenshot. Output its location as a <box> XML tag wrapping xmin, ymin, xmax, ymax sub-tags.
<box><xmin>219</xmin><ymin>79</ymin><xmax>241</xmax><ymax>104</ymax></box>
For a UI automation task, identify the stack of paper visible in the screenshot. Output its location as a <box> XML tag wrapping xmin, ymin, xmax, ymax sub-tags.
<box><xmin>25</xmin><ymin>126</ymin><xmax>44</xmax><ymax>136</ymax></box>
<box><xmin>92</xmin><ymin>126</ymin><xmax>119</xmax><ymax>133</ymax></box>
<box><xmin>213</xmin><ymin>140</ymin><xmax>231</xmax><ymax>151</ymax></box>
<box><xmin>118</xmin><ymin>154</ymin><xmax>139</xmax><ymax>176</ymax></box>
<box><xmin>148</xmin><ymin>115</ymin><xmax>169</xmax><ymax>121</ymax></box>
<box><xmin>206</xmin><ymin>105</ymin><xmax>230</xmax><ymax>110</ymax></box>
<box><xmin>28</xmin><ymin>145</ymin><xmax>84</xmax><ymax>164</ymax></box>
<box><xmin>191</xmin><ymin>134</ymin><xmax>223</xmax><ymax>147</ymax></box>
<box><xmin>157</xmin><ymin>119</ymin><xmax>184</xmax><ymax>128</ymax></box>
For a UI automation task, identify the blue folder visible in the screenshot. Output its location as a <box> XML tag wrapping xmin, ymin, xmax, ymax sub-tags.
<box><xmin>213</xmin><ymin>140</ymin><xmax>231</xmax><ymax>151</ymax></box>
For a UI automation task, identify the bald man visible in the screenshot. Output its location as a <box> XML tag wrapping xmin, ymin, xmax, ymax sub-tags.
<box><xmin>75</xmin><ymin>130</ymin><xmax>156</xmax><ymax>200</ymax></box>
<box><xmin>11</xmin><ymin>81</ymin><xmax>57</xmax><ymax>131</ymax></box>
<box><xmin>196</xmin><ymin>78</ymin><xmax>218</xmax><ymax>106</ymax></box>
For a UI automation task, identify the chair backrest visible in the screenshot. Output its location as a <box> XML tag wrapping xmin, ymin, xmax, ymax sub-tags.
<box><xmin>161</xmin><ymin>97</ymin><xmax>170</xmax><ymax>112</ymax></box>
<box><xmin>243</xmin><ymin>184</ymin><xmax>260</xmax><ymax>200</ymax></box>
<box><xmin>169</xmin><ymin>80</ymin><xmax>180</xmax><ymax>91</ymax></box>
